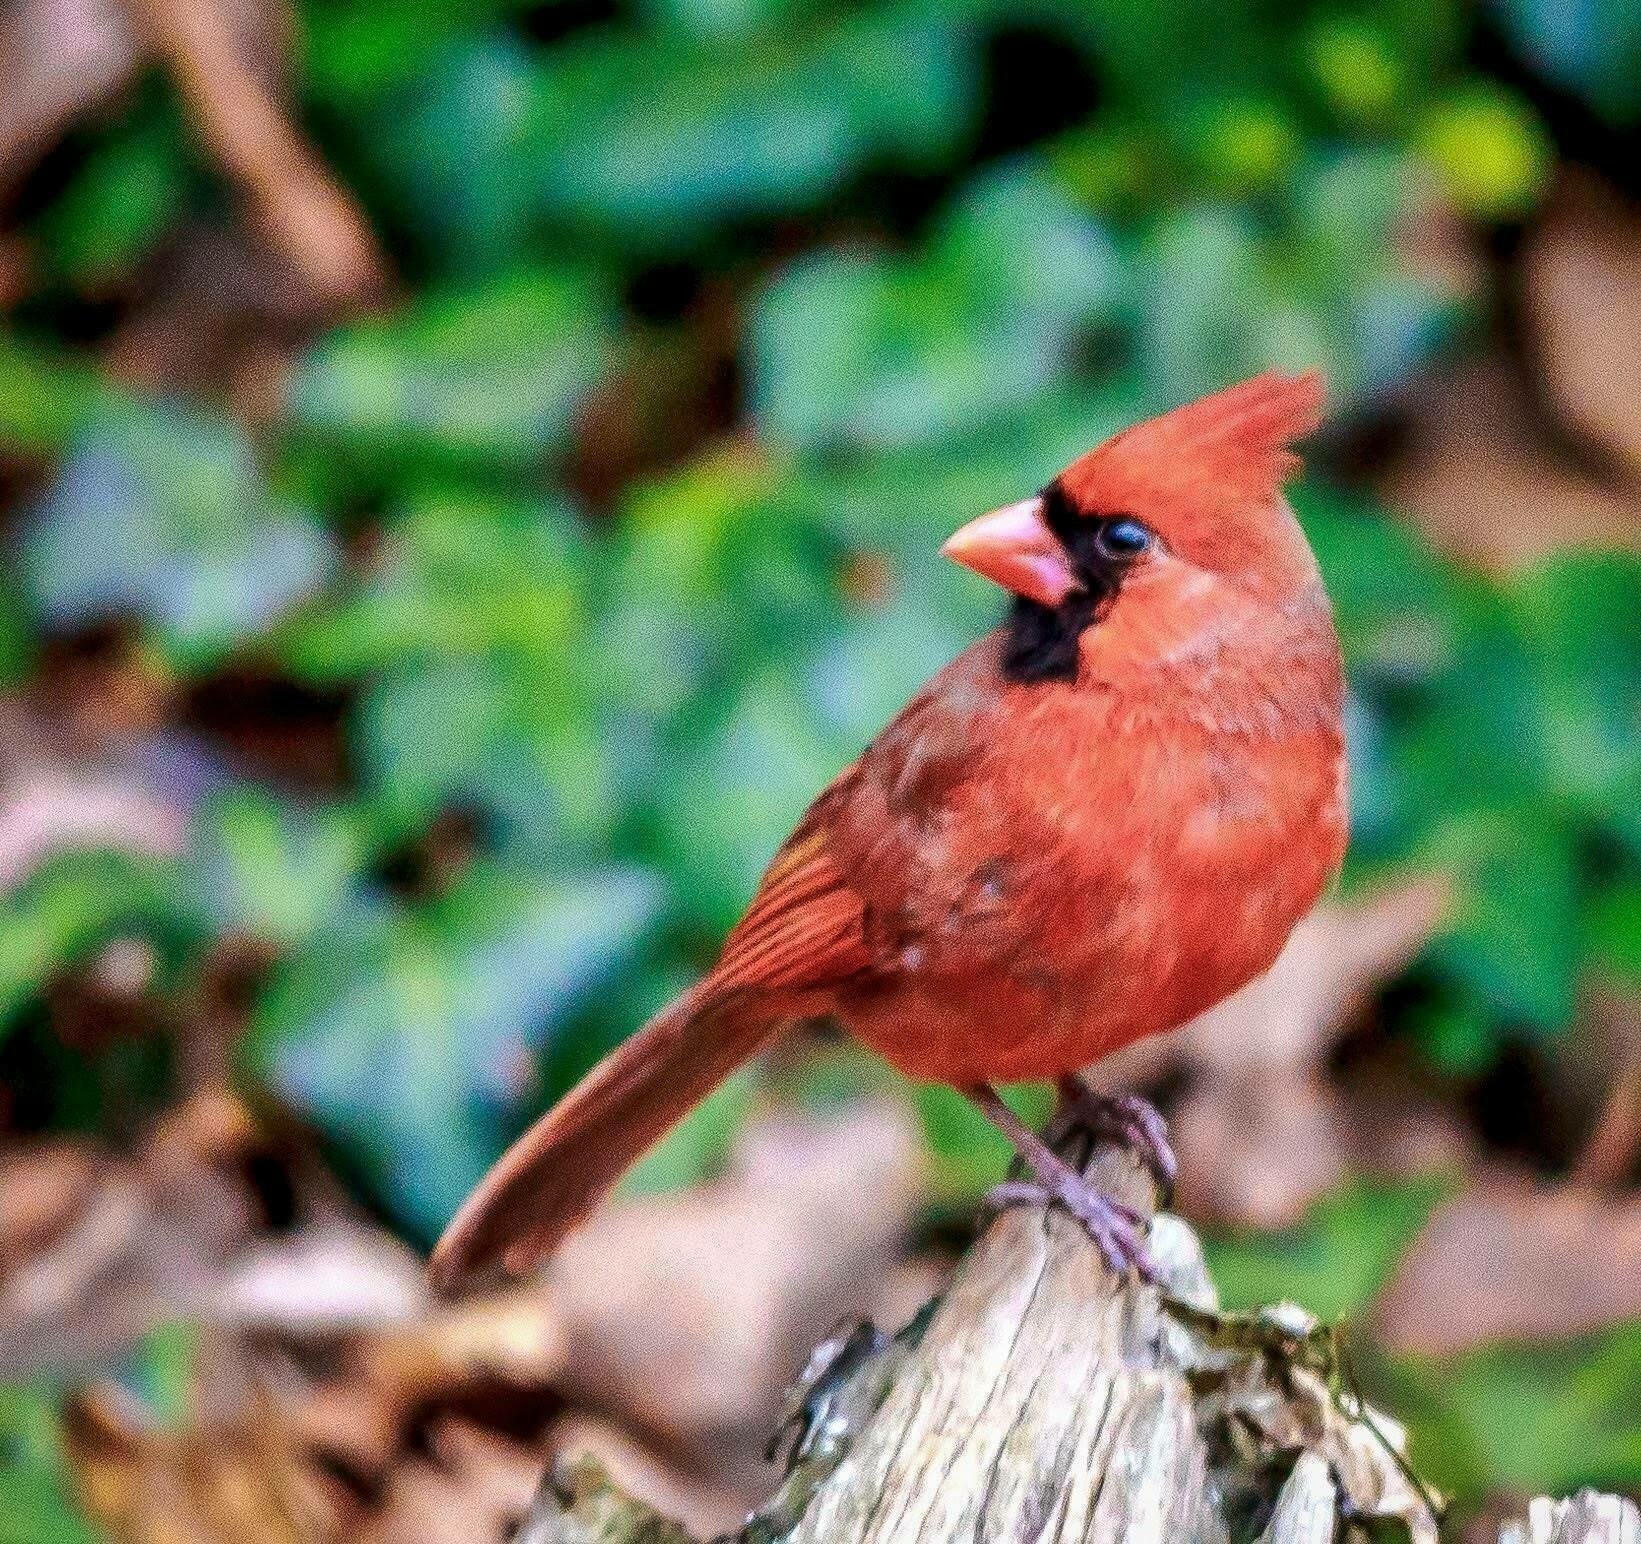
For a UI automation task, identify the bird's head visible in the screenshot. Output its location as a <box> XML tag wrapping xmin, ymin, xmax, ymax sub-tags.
<box><xmin>942</xmin><ymin>370</ymin><xmax>1330</xmax><ymax>684</ymax></box>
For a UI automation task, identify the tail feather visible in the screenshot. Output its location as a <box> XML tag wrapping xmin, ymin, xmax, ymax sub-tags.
<box><xmin>429</xmin><ymin>982</ymin><xmax>776</xmax><ymax>1292</ymax></box>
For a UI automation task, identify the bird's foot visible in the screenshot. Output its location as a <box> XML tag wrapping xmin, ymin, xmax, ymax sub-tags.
<box><xmin>1055</xmin><ymin>1078</ymin><xmax>1178</xmax><ymax>1202</ymax></box>
<box><xmin>967</xmin><ymin>1081</ymin><xmax>1163</xmax><ymax>1282</ymax></box>
<box><xmin>986</xmin><ymin>1175</ymin><xmax>1160</xmax><ymax>1283</ymax></box>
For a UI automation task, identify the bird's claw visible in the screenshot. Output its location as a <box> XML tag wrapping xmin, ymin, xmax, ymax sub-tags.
<box><xmin>1056</xmin><ymin>1081</ymin><xmax>1178</xmax><ymax>1202</ymax></box>
<box><xmin>985</xmin><ymin>1175</ymin><xmax>1161</xmax><ymax>1284</ymax></box>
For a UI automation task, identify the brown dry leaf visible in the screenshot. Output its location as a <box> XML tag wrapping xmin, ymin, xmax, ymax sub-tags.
<box><xmin>67</xmin><ymin>1382</ymin><xmax>343</xmax><ymax>1544</ymax></box>
<box><xmin>0</xmin><ymin>0</ymin><xmax>295</xmax><ymax>203</ymax></box>
<box><xmin>0</xmin><ymin>1139</ymin><xmax>96</xmax><ymax>1275</ymax></box>
<box><xmin>0</xmin><ymin>231</ymin><xmax>30</xmax><ymax>307</ymax></box>
<box><xmin>1554</xmin><ymin>991</ymin><xmax>1641</xmax><ymax>1187</ymax></box>
<box><xmin>1396</xmin><ymin>183</ymin><xmax>1488</xmax><ymax>304</ymax></box>
<box><xmin>212</xmin><ymin>1221</ymin><xmax>430</xmax><ymax>1337</ymax></box>
<box><xmin>360</xmin><ymin>1281</ymin><xmax>570</xmax><ymax>1404</ymax></box>
<box><xmin>1198</xmin><ymin>1342</ymin><xmax>1438</xmax><ymax>1544</ymax></box>
<box><xmin>1372</xmin><ymin>1171</ymin><xmax>1641</xmax><ymax>1356</ymax></box>
<box><xmin>279</xmin><ymin>1377</ymin><xmax>404</xmax><ymax>1487</ymax></box>
<box><xmin>1091</xmin><ymin>880</ymin><xmax>1452</xmax><ymax>1229</ymax></box>
<box><xmin>0</xmin><ymin>1092</ymin><xmax>261</xmax><ymax>1376</ymax></box>
<box><xmin>265</xmin><ymin>1281</ymin><xmax>569</xmax><ymax>1504</ymax></box>
<box><xmin>1524</xmin><ymin>173</ymin><xmax>1641</xmax><ymax>484</ymax></box>
<box><xmin>1383</xmin><ymin>358</ymin><xmax>1640</xmax><ymax>569</ymax></box>
<box><xmin>100</xmin><ymin>227</ymin><xmax>320</xmax><ymax>396</ymax></box>
<box><xmin>544</xmin><ymin>1096</ymin><xmax>923</xmax><ymax>1452</ymax></box>
<box><xmin>366</xmin><ymin>1419</ymin><xmax>544</xmax><ymax>1544</ymax></box>
<box><xmin>1169</xmin><ymin>1075</ymin><xmax>1352</xmax><ymax>1232</ymax></box>
<box><xmin>128</xmin><ymin>0</ymin><xmax>384</xmax><ymax>306</ymax></box>
<box><xmin>0</xmin><ymin>0</ymin><xmax>139</xmax><ymax>197</ymax></box>
<box><xmin>1573</xmin><ymin>1052</ymin><xmax>1641</xmax><ymax>1188</ymax></box>
<box><xmin>0</xmin><ymin>0</ymin><xmax>379</xmax><ymax>308</ymax></box>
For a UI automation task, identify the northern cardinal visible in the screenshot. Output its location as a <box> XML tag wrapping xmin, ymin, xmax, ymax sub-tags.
<box><xmin>430</xmin><ymin>370</ymin><xmax>1347</xmax><ymax>1290</ymax></box>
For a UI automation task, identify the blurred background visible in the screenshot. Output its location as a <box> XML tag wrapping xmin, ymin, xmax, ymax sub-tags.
<box><xmin>0</xmin><ymin>0</ymin><xmax>1638</xmax><ymax>1537</ymax></box>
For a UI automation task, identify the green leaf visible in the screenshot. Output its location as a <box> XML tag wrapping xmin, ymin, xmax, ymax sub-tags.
<box><xmin>0</xmin><ymin>1386</ymin><xmax>100</xmax><ymax>1544</ymax></box>
<box><xmin>302</xmin><ymin>0</ymin><xmax>520</xmax><ymax>105</ymax></box>
<box><xmin>1306</xmin><ymin>18</ymin><xmax>1405</xmax><ymax>126</ymax></box>
<box><xmin>1388</xmin><ymin>1322</ymin><xmax>1641</xmax><ymax>1499</ymax></box>
<box><xmin>0</xmin><ymin>568</ymin><xmax>34</xmax><ymax>685</ymax></box>
<box><xmin>1204</xmin><ymin>1174</ymin><xmax>1453</xmax><ymax>1322</ymax></box>
<box><xmin>355</xmin><ymin>654</ymin><xmax>621</xmax><ymax>855</ymax></box>
<box><xmin>1421</xmin><ymin>810</ymin><xmax>1581</xmax><ymax>1033</ymax></box>
<box><xmin>36</xmin><ymin>118</ymin><xmax>189</xmax><ymax>289</ymax></box>
<box><xmin>189</xmin><ymin>790</ymin><xmax>367</xmax><ymax>947</ymax></box>
<box><xmin>0</xmin><ymin>334</ymin><xmax>130</xmax><ymax>459</ymax></box>
<box><xmin>280</xmin><ymin>492</ymin><xmax>590</xmax><ymax>681</ymax></box>
<box><xmin>530</xmin><ymin>11</ymin><xmax>978</xmax><ymax>242</ymax></box>
<box><xmin>751</xmin><ymin>166</ymin><xmax>1121</xmax><ymax>451</ymax></box>
<box><xmin>1586</xmin><ymin>881</ymin><xmax>1641</xmax><ymax>991</ymax></box>
<box><xmin>0</xmin><ymin>852</ymin><xmax>193</xmax><ymax>1030</ymax></box>
<box><xmin>1389</xmin><ymin>579</ymin><xmax>1556</xmax><ymax>819</ymax></box>
<box><xmin>1180</xmin><ymin>95</ymin><xmax>1302</xmax><ymax>195</ymax></box>
<box><xmin>366</xmin><ymin>34</ymin><xmax>549</xmax><ymax>271</ymax></box>
<box><xmin>660</xmin><ymin>668</ymin><xmax>854</xmax><ymax>931</ymax></box>
<box><xmin>805</xmin><ymin>587</ymin><xmax>974</xmax><ymax>744</ymax></box>
<box><xmin>248</xmin><ymin>863</ymin><xmax>663</xmax><ymax>1239</ymax></box>
<box><xmin>19</xmin><ymin>404</ymin><xmax>335</xmax><ymax>667</ymax></box>
<box><xmin>639</xmin><ymin>0</ymin><xmax>826</xmax><ymax>42</ymax></box>
<box><xmin>1509</xmin><ymin>549</ymin><xmax>1641</xmax><ymax>814</ymax></box>
<box><xmin>1416</xmin><ymin>81</ymin><xmax>1552</xmax><ymax>220</ymax></box>
<box><xmin>285</xmin><ymin>270</ymin><xmax>616</xmax><ymax>467</ymax></box>
<box><xmin>1405</xmin><ymin>993</ymin><xmax>1499</xmax><ymax>1079</ymax></box>
<box><xmin>1136</xmin><ymin>204</ymin><xmax>1332</xmax><ymax>408</ymax></box>
<box><xmin>1299</xmin><ymin>483</ymin><xmax>1459</xmax><ymax>684</ymax></box>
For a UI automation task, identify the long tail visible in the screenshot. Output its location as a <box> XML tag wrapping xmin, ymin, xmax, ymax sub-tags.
<box><xmin>430</xmin><ymin>812</ymin><xmax>870</xmax><ymax>1292</ymax></box>
<box><xmin>429</xmin><ymin>981</ymin><xmax>777</xmax><ymax>1292</ymax></box>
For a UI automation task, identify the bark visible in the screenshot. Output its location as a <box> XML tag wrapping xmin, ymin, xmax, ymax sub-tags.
<box><xmin>516</xmin><ymin>1134</ymin><xmax>1638</xmax><ymax>1544</ymax></box>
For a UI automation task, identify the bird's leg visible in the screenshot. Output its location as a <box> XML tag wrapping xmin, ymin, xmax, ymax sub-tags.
<box><xmin>1053</xmin><ymin>1075</ymin><xmax>1178</xmax><ymax>1203</ymax></box>
<box><xmin>967</xmin><ymin>1084</ymin><xmax>1159</xmax><ymax>1283</ymax></box>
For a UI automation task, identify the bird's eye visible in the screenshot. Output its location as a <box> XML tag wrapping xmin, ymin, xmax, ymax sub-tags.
<box><xmin>1095</xmin><ymin>517</ymin><xmax>1153</xmax><ymax>560</ymax></box>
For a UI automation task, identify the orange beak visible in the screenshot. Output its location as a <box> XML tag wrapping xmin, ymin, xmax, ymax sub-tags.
<box><xmin>941</xmin><ymin>497</ymin><xmax>1077</xmax><ymax>609</ymax></box>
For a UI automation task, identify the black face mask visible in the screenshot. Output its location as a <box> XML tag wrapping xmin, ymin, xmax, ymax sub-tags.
<box><xmin>1001</xmin><ymin>485</ymin><xmax>1153</xmax><ymax>684</ymax></box>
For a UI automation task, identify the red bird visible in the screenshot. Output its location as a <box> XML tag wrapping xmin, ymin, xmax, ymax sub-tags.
<box><xmin>430</xmin><ymin>370</ymin><xmax>1347</xmax><ymax>1290</ymax></box>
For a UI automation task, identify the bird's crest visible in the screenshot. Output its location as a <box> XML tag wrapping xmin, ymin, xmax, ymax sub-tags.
<box><xmin>1059</xmin><ymin>370</ymin><xmax>1325</xmax><ymax>519</ymax></box>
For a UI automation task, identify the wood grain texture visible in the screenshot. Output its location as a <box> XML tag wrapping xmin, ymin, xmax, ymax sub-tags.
<box><xmin>519</xmin><ymin>1133</ymin><xmax>1632</xmax><ymax>1544</ymax></box>
<box><xmin>1500</xmin><ymin>1492</ymin><xmax>1641</xmax><ymax>1544</ymax></box>
<box><xmin>784</xmin><ymin>1147</ymin><xmax>1217</xmax><ymax>1544</ymax></box>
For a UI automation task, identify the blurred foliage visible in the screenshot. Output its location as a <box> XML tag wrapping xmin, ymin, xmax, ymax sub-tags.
<box><xmin>0</xmin><ymin>0</ymin><xmax>1627</xmax><ymax>1207</ymax></box>
<box><xmin>1</xmin><ymin>0</ymin><xmax>1639</xmax><ymax>1523</ymax></box>
<box><xmin>1494</xmin><ymin>0</ymin><xmax>1641</xmax><ymax>125</ymax></box>
<box><xmin>0</xmin><ymin>1387</ymin><xmax>98</xmax><ymax>1544</ymax></box>
<box><xmin>1387</xmin><ymin>1322</ymin><xmax>1641</xmax><ymax>1502</ymax></box>
<box><xmin>1204</xmin><ymin>1173</ymin><xmax>1453</xmax><ymax>1323</ymax></box>
<box><xmin>0</xmin><ymin>0</ymin><xmax>1631</xmax><ymax>1219</ymax></box>
<box><xmin>1</xmin><ymin>0</ymin><xmax>1636</xmax><ymax>1217</ymax></box>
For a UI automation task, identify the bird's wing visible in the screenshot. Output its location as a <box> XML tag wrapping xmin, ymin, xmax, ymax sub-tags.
<box><xmin>711</xmin><ymin>641</ymin><xmax>1007</xmax><ymax>1000</ymax></box>
<box><xmin>710</xmin><ymin>804</ymin><xmax>876</xmax><ymax>995</ymax></box>
<box><xmin>430</xmin><ymin>656</ymin><xmax>1005</xmax><ymax>1292</ymax></box>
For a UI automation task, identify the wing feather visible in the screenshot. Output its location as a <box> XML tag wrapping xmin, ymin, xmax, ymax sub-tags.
<box><xmin>710</xmin><ymin>824</ymin><xmax>874</xmax><ymax>994</ymax></box>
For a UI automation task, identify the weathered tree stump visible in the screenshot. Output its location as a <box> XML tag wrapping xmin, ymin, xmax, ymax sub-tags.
<box><xmin>517</xmin><ymin>1134</ymin><xmax>1639</xmax><ymax>1544</ymax></box>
